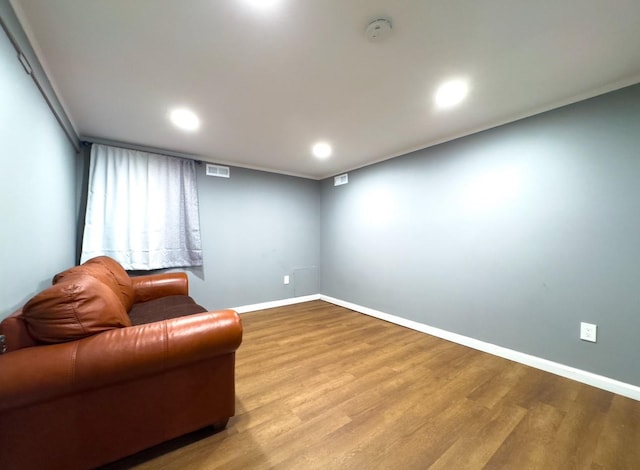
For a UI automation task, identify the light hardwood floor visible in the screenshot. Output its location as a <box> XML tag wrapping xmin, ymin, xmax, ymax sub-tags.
<box><xmin>104</xmin><ymin>300</ymin><xmax>640</xmax><ymax>469</ymax></box>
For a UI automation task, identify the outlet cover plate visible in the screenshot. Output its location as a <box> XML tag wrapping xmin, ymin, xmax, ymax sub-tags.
<box><xmin>580</xmin><ymin>322</ymin><xmax>597</xmax><ymax>342</ymax></box>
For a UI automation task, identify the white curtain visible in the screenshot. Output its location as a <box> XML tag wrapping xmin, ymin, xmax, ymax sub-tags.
<box><xmin>80</xmin><ymin>144</ymin><xmax>203</xmax><ymax>270</ymax></box>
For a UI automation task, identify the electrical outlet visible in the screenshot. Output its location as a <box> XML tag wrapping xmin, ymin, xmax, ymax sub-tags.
<box><xmin>284</xmin><ymin>275</ymin><xmax>290</xmax><ymax>285</ymax></box>
<box><xmin>580</xmin><ymin>322</ymin><xmax>597</xmax><ymax>342</ymax></box>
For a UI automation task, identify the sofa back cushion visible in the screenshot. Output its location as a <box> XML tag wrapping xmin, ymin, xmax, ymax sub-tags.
<box><xmin>22</xmin><ymin>275</ymin><xmax>132</xmax><ymax>344</ymax></box>
<box><xmin>53</xmin><ymin>256</ymin><xmax>135</xmax><ymax>311</ymax></box>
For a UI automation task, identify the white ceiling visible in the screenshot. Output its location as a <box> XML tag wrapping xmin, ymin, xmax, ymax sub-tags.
<box><xmin>10</xmin><ymin>0</ymin><xmax>640</xmax><ymax>179</ymax></box>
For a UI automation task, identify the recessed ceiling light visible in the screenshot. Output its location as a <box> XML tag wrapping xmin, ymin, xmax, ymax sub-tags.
<box><xmin>434</xmin><ymin>79</ymin><xmax>469</xmax><ymax>109</ymax></box>
<box><xmin>169</xmin><ymin>108</ymin><xmax>200</xmax><ymax>132</ymax></box>
<box><xmin>245</xmin><ymin>0</ymin><xmax>280</xmax><ymax>9</ymax></box>
<box><xmin>312</xmin><ymin>142</ymin><xmax>332</xmax><ymax>159</ymax></box>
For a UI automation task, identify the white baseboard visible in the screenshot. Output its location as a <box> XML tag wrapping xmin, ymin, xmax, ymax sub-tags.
<box><xmin>233</xmin><ymin>294</ymin><xmax>321</xmax><ymax>314</ymax></box>
<box><xmin>230</xmin><ymin>293</ymin><xmax>640</xmax><ymax>401</ymax></box>
<box><xmin>319</xmin><ymin>295</ymin><xmax>640</xmax><ymax>402</ymax></box>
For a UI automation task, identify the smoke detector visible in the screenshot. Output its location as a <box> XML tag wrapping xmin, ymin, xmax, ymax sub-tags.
<box><xmin>365</xmin><ymin>18</ymin><xmax>392</xmax><ymax>42</ymax></box>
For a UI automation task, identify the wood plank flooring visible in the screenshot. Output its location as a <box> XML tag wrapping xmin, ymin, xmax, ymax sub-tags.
<box><xmin>104</xmin><ymin>300</ymin><xmax>640</xmax><ymax>469</ymax></box>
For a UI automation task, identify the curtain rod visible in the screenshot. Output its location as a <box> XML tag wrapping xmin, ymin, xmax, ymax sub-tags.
<box><xmin>82</xmin><ymin>138</ymin><xmax>204</xmax><ymax>164</ymax></box>
<box><xmin>0</xmin><ymin>11</ymin><xmax>81</xmax><ymax>153</ymax></box>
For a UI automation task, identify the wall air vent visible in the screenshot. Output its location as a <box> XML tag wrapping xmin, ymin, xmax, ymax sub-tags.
<box><xmin>206</xmin><ymin>164</ymin><xmax>230</xmax><ymax>178</ymax></box>
<box><xmin>334</xmin><ymin>173</ymin><xmax>348</xmax><ymax>186</ymax></box>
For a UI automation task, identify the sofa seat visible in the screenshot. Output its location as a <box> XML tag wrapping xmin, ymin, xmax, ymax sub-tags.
<box><xmin>128</xmin><ymin>294</ymin><xmax>207</xmax><ymax>325</ymax></box>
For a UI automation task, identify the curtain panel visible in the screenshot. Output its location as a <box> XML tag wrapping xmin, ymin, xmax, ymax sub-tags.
<box><xmin>80</xmin><ymin>144</ymin><xmax>203</xmax><ymax>270</ymax></box>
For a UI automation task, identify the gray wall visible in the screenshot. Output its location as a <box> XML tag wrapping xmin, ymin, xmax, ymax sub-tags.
<box><xmin>189</xmin><ymin>166</ymin><xmax>320</xmax><ymax>310</ymax></box>
<box><xmin>0</xmin><ymin>14</ymin><xmax>80</xmax><ymax>318</ymax></box>
<box><xmin>321</xmin><ymin>83</ymin><xmax>640</xmax><ymax>387</ymax></box>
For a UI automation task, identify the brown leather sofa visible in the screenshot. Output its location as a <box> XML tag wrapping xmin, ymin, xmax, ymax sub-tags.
<box><xmin>0</xmin><ymin>256</ymin><xmax>243</xmax><ymax>470</ymax></box>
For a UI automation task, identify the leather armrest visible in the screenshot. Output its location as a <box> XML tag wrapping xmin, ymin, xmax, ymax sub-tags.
<box><xmin>0</xmin><ymin>309</ymin><xmax>242</xmax><ymax>412</ymax></box>
<box><xmin>131</xmin><ymin>272</ymin><xmax>189</xmax><ymax>303</ymax></box>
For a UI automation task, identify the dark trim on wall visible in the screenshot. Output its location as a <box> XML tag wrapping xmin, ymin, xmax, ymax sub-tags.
<box><xmin>0</xmin><ymin>2</ymin><xmax>80</xmax><ymax>152</ymax></box>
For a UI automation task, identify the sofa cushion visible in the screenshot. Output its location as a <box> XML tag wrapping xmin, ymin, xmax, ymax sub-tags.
<box><xmin>22</xmin><ymin>275</ymin><xmax>132</xmax><ymax>344</ymax></box>
<box><xmin>53</xmin><ymin>256</ymin><xmax>135</xmax><ymax>311</ymax></box>
<box><xmin>128</xmin><ymin>295</ymin><xmax>207</xmax><ymax>326</ymax></box>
